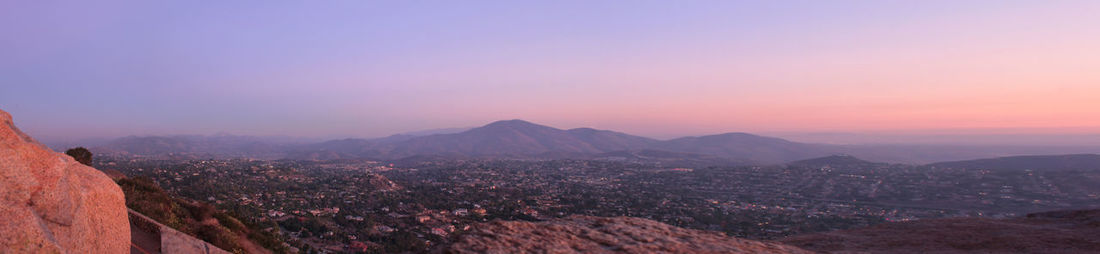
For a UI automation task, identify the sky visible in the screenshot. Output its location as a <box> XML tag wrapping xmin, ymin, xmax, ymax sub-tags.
<box><xmin>2</xmin><ymin>1</ymin><xmax>1099</xmax><ymax>144</ymax></box>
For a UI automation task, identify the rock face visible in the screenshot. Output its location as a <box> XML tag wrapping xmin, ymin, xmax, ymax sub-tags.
<box><xmin>0</xmin><ymin>109</ymin><xmax>130</xmax><ymax>253</ymax></box>
<box><xmin>440</xmin><ymin>215</ymin><xmax>810</xmax><ymax>254</ymax></box>
<box><xmin>782</xmin><ymin>209</ymin><xmax>1100</xmax><ymax>253</ymax></box>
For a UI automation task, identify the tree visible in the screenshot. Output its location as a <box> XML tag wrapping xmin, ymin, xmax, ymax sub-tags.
<box><xmin>65</xmin><ymin>147</ymin><xmax>92</xmax><ymax>166</ymax></box>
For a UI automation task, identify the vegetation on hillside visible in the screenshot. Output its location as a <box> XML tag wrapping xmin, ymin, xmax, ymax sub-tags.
<box><xmin>117</xmin><ymin>176</ymin><xmax>292</xmax><ymax>253</ymax></box>
<box><xmin>66</xmin><ymin>147</ymin><xmax>291</xmax><ymax>253</ymax></box>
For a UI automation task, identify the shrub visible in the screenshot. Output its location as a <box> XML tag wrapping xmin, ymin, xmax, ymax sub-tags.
<box><xmin>65</xmin><ymin>147</ymin><xmax>92</xmax><ymax>166</ymax></box>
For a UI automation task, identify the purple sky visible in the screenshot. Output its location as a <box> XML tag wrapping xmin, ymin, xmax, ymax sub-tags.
<box><xmin>2</xmin><ymin>1</ymin><xmax>1099</xmax><ymax>144</ymax></box>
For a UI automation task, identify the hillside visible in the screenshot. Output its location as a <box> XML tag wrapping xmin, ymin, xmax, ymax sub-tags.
<box><xmin>783</xmin><ymin>209</ymin><xmax>1100</xmax><ymax>253</ymax></box>
<box><xmin>439</xmin><ymin>215</ymin><xmax>810</xmax><ymax>254</ymax></box>
<box><xmin>118</xmin><ymin>176</ymin><xmax>290</xmax><ymax>253</ymax></box>
<box><xmin>929</xmin><ymin>154</ymin><xmax>1100</xmax><ymax>171</ymax></box>
<box><xmin>565</xmin><ymin>127</ymin><xmax>663</xmax><ymax>151</ymax></box>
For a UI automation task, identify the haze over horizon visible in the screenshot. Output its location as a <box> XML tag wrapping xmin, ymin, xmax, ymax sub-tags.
<box><xmin>3</xmin><ymin>1</ymin><xmax>1099</xmax><ymax>145</ymax></box>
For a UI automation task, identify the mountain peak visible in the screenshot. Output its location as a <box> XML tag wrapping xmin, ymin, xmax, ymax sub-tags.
<box><xmin>711</xmin><ymin>132</ymin><xmax>780</xmax><ymax>139</ymax></box>
<box><xmin>567</xmin><ymin>127</ymin><xmax>599</xmax><ymax>132</ymax></box>
<box><xmin>472</xmin><ymin>119</ymin><xmax>560</xmax><ymax>133</ymax></box>
<box><xmin>484</xmin><ymin>119</ymin><xmax>540</xmax><ymax>127</ymax></box>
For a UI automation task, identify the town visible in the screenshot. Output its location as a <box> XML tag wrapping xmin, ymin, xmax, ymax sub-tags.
<box><xmin>95</xmin><ymin>157</ymin><xmax>1100</xmax><ymax>253</ymax></box>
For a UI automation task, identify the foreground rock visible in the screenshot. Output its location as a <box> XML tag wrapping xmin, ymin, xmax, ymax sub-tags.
<box><xmin>440</xmin><ymin>215</ymin><xmax>810</xmax><ymax>254</ymax></box>
<box><xmin>783</xmin><ymin>209</ymin><xmax>1100</xmax><ymax>253</ymax></box>
<box><xmin>0</xmin><ymin>109</ymin><xmax>130</xmax><ymax>253</ymax></box>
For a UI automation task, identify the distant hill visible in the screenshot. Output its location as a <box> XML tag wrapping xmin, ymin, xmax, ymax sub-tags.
<box><xmin>381</xmin><ymin>120</ymin><xmax>630</xmax><ymax>157</ymax></box>
<box><xmin>832</xmin><ymin>144</ymin><xmax>1100</xmax><ymax>165</ymax></box>
<box><xmin>367</xmin><ymin>127</ymin><xmax>472</xmax><ymax>145</ymax></box>
<box><xmin>565</xmin><ymin>127</ymin><xmax>662</xmax><ymax>151</ymax></box>
<box><xmin>929</xmin><ymin>154</ymin><xmax>1100</xmax><ymax>171</ymax></box>
<box><xmin>791</xmin><ymin>155</ymin><xmax>885</xmax><ymax>167</ymax></box>
<box><xmin>658</xmin><ymin>133</ymin><xmax>832</xmax><ymax>164</ymax></box>
<box><xmin>88</xmin><ymin>120</ymin><xmax>1100</xmax><ymax>165</ymax></box>
<box><xmin>374</xmin><ymin>120</ymin><xmax>827</xmax><ymax>164</ymax></box>
<box><xmin>96</xmin><ymin>120</ymin><xmax>818</xmax><ymax>163</ymax></box>
<box><xmin>95</xmin><ymin>134</ymin><xmax>298</xmax><ymax>159</ymax></box>
<box><xmin>399</xmin><ymin>127</ymin><xmax>471</xmax><ymax>137</ymax></box>
<box><xmin>292</xmin><ymin>138</ymin><xmax>377</xmax><ymax>159</ymax></box>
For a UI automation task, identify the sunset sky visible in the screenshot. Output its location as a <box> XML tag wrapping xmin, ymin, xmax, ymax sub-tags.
<box><xmin>2</xmin><ymin>1</ymin><xmax>1099</xmax><ymax>143</ymax></box>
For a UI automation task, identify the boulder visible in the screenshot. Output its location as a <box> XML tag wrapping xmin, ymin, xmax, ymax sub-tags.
<box><xmin>0</xmin><ymin>109</ymin><xmax>130</xmax><ymax>253</ymax></box>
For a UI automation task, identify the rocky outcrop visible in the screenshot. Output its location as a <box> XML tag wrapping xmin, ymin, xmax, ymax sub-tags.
<box><xmin>440</xmin><ymin>215</ymin><xmax>810</xmax><ymax>254</ymax></box>
<box><xmin>782</xmin><ymin>209</ymin><xmax>1100</xmax><ymax>253</ymax></box>
<box><xmin>0</xmin><ymin>109</ymin><xmax>130</xmax><ymax>253</ymax></box>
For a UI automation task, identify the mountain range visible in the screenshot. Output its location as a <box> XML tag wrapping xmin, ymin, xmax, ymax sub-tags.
<box><xmin>86</xmin><ymin>119</ymin><xmax>1100</xmax><ymax>165</ymax></box>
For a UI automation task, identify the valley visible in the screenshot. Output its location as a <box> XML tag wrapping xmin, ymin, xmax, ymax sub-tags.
<box><xmin>94</xmin><ymin>155</ymin><xmax>1100</xmax><ymax>252</ymax></box>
